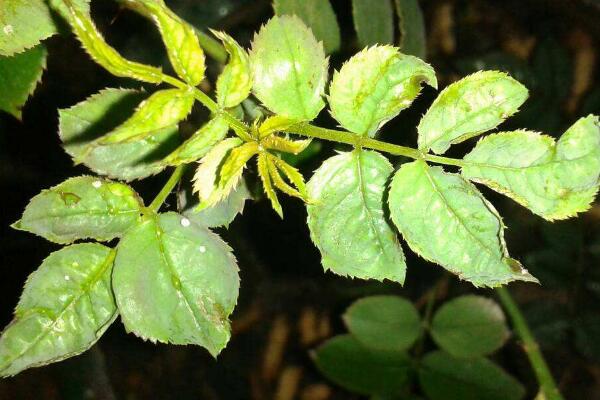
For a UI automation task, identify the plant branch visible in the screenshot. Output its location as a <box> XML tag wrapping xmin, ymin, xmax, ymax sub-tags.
<box><xmin>496</xmin><ymin>287</ymin><xmax>564</xmax><ymax>400</ymax></box>
<box><xmin>148</xmin><ymin>165</ymin><xmax>186</xmax><ymax>213</ymax></box>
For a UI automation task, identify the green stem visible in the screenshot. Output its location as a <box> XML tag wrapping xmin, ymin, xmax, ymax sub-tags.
<box><xmin>148</xmin><ymin>165</ymin><xmax>186</xmax><ymax>213</ymax></box>
<box><xmin>496</xmin><ymin>287</ymin><xmax>564</xmax><ymax>400</ymax></box>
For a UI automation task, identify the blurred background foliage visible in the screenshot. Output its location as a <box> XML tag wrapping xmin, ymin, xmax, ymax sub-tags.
<box><xmin>1</xmin><ymin>0</ymin><xmax>599</xmax><ymax>399</ymax></box>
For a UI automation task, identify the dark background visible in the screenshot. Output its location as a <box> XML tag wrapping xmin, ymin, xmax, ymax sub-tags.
<box><xmin>1</xmin><ymin>0</ymin><xmax>599</xmax><ymax>398</ymax></box>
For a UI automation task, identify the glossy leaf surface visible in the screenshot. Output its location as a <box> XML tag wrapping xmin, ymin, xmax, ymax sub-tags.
<box><xmin>213</xmin><ymin>31</ymin><xmax>252</xmax><ymax>108</ymax></box>
<box><xmin>430</xmin><ymin>295</ymin><xmax>509</xmax><ymax>358</ymax></box>
<box><xmin>0</xmin><ymin>244</ymin><xmax>117</xmax><ymax>377</ymax></box>
<box><xmin>389</xmin><ymin>160</ymin><xmax>537</xmax><ymax>287</ymax></box>
<box><xmin>163</xmin><ymin>116</ymin><xmax>229</xmax><ymax>166</ymax></box>
<box><xmin>273</xmin><ymin>0</ymin><xmax>341</xmax><ymax>54</ymax></box>
<box><xmin>313</xmin><ymin>335</ymin><xmax>412</xmax><ymax>396</ymax></box>
<box><xmin>329</xmin><ymin>45</ymin><xmax>436</xmax><ymax>136</ymax></box>
<box><xmin>462</xmin><ymin>116</ymin><xmax>600</xmax><ymax>220</ymax></box>
<box><xmin>0</xmin><ymin>0</ymin><xmax>56</xmax><ymax>56</ymax></box>
<box><xmin>59</xmin><ymin>88</ymin><xmax>178</xmax><ymax>181</ymax></box>
<box><xmin>101</xmin><ymin>89</ymin><xmax>194</xmax><ymax>144</ymax></box>
<box><xmin>250</xmin><ymin>15</ymin><xmax>327</xmax><ymax>121</ymax></box>
<box><xmin>307</xmin><ymin>151</ymin><xmax>406</xmax><ymax>283</ymax></box>
<box><xmin>419</xmin><ymin>351</ymin><xmax>525</xmax><ymax>400</ymax></box>
<box><xmin>113</xmin><ymin>213</ymin><xmax>239</xmax><ymax>356</ymax></box>
<box><xmin>344</xmin><ymin>296</ymin><xmax>421</xmax><ymax>352</ymax></box>
<box><xmin>418</xmin><ymin>71</ymin><xmax>528</xmax><ymax>154</ymax></box>
<box><xmin>14</xmin><ymin>176</ymin><xmax>143</xmax><ymax>244</ymax></box>
<box><xmin>0</xmin><ymin>45</ymin><xmax>46</xmax><ymax>118</ymax></box>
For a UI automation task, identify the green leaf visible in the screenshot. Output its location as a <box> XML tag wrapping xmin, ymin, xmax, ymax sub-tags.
<box><xmin>388</xmin><ymin>160</ymin><xmax>537</xmax><ymax>287</ymax></box>
<box><xmin>307</xmin><ymin>150</ymin><xmax>407</xmax><ymax>283</ymax></box>
<box><xmin>418</xmin><ymin>71</ymin><xmax>529</xmax><ymax>154</ymax></box>
<box><xmin>183</xmin><ymin>182</ymin><xmax>250</xmax><ymax>229</ymax></box>
<box><xmin>250</xmin><ymin>15</ymin><xmax>328</xmax><ymax>121</ymax></box>
<box><xmin>113</xmin><ymin>213</ymin><xmax>239</xmax><ymax>356</ymax></box>
<box><xmin>163</xmin><ymin>116</ymin><xmax>229</xmax><ymax>166</ymax></box>
<box><xmin>352</xmin><ymin>0</ymin><xmax>394</xmax><ymax>47</ymax></box>
<box><xmin>273</xmin><ymin>0</ymin><xmax>341</xmax><ymax>54</ymax></box>
<box><xmin>14</xmin><ymin>176</ymin><xmax>143</xmax><ymax>244</ymax></box>
<box><xmin>0</xmin><ymin>0</ymin><xmax>56</xmax><ymax>56</ymax></box>
<box><xmin>343</xmin><ymin>296</ymin><xmax>421</xmax><ymax>352</ymax></box>
<box><xmin>329</xmin><ymin>45</ymin><xmax>437</xmax><ymax>137</ymax></box>
<box><xmin>430</xmin><ymin>295</ymin><xmax>509</xmax><ymax>358</ymax></box>
<box><xmin>64</xmin><ymin>4</ymin><xmax>163</xmax><ymax>83</ymax></box>
<box><xmin>0</xmin><ymin>44</ymin><xmax>46</xmax><ymax>118</ymax></box>
<box><xmin>462</xmin><ymin>115</ymin><xmax>600</xmax><ymax>220</ymax></box>
<box><xmin>265</xmin><ymin>153</ymin><xmax>306</xmax><ymax>201</ymax></box>
<box><xmin>213</xmin><ymin>30</ymin><xmax>252</xmax><ymax>108</ymax></box>
<box><xmin>100</xmin><ymin>89</ymin><xmax>194</xmax><ymax>144</ymax></box>
<box><xmin>131</xmin><ymin>0</ymin><xmax>205</xmax><ymax>85</ymax></box>
<box><xmin>257</xmin><ymin>115</ymin><xmax>297</xmax><ymax>139</ymax></box>
<box><xmin>59</xmin><ymin>88</ymin><xmax>179</xmax><ymax>181</ymax></box>
<box><xmin>419</xmin><ymin>351</ymin><xmax>525</xmax><ymax>400</ymax></box>
<box><xmin>193</xmin><ymin>138</ymin><xmax>257</xmax><ymax>210</ymax></box>
<box><xmin>395</xmin><ymin>0</ymin><xmax>427</xmax><ymax>59</ymax></box>
<box><xmin>263</xmin><ymin>135</ymin><xmax>312</xmax><ymax>155</ymax></box>
<box><xmin>313</xmin><ymin>334</ymin><xmax>412</xmax><ymax>396</ymax></box>
<box><xmin>257</xmin><ymin>152</ymin><xmax>283</xmax><ymax>217</ymax></box>
<box><xmin>0</xmin><ymin>244</ymin><xmax>117</xmax><ymax>377</ymax></box>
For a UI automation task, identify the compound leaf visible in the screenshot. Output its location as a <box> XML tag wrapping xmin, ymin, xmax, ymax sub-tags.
<box><xmin>430</xmin><ymin>295</ymin><xmax>509</xmax><ymax>358</ymax></box>
<box><xmin>344</xmin><ymin>295</ymin><xmax>421</xmax><ymax>352</ymax></box>
<box><xmin>307</xmin><ymin>150</ymin><xmax>406</xmax><ymax>283</ymax></box>
<box><xmin>313</xmin><ymin>334</ymin><xmax>412</xmax><ymax>396</ymax></box>
<box><xmin>419</xmin><ymin>351</ymin><xmax>525</xmax><ymax>400</ymax></box>
<box><xmin>213</xmin><ymin>30</ymin><xmax>252</xmax><ymax>108</ymax></box>
<box><xmin>395</xmin><ymin>0</ymin><xmax>427</xmax><ymax>59</ymax></box>
<box><xmin>163</xmin><ymin>116</ymin><xmax>229</xmax><ymax>166</ymax></box>
<box><xmin>113</xmin><ymin>213</ymin><xmax>239</xmax><ymax>356</ymax></box>
<box><xmin>352</xmin><ymin>0</ymin><xmax>394</xmax><ymax>47</ymax></box>
<box><xmin>59</xmin><ymin>88</ymin><xmax>178</xmax><ymax>181</ymax></box>
<box><xmin>131</xmin><ymin>0</ymin><xmax>205</xmax><ymax>85</ymax></box>
<box><xmin>250</xmin><ymin>15</ymin><xmax>328</xmax><ymax>121</ymax></box>
<box><xmin>0</xmin><ymin>44</ymin><xmax>47</xmax><ymax>118</ymax></box>
<box><xmin>273</xmin><ymin>0</ymin><xmax>341</xmax><ymax>54</ymax></box>
<box><xmin>257</xmin><ymin>152</ymin><xmax>283</xmax><ymax>217</ymax></box>
<box><xmin>418</xmin><ymin>71</ymin><xmax>528</xmax><ymax>154</ymax></box>
<box><xmin>14</xmin><ymin>176</ymin><xmax>143</xmax><ymax>244</ymax></box>
<box><xmin>329</xmin><ymin>45</ymin><xmax>436</xmax><ymax>136</ymax></box>
<box><xmin>100</xmin><ymin>88</ymin><xmax>194</xmax><ymax>144</ymax></box>
<box><xmin>462</xmin><ymin>115</ymin><xmax>600</xmax><ymax>220</ymax></box>
<box><xmin>388</xmin><ymin>160</ymin><xmax>537</xmax><ymax>287</ymax></box>
<box><xmin>0</xmin><ymin>244</ymin><xmax>117</xmax><ymax>377</ymax></box>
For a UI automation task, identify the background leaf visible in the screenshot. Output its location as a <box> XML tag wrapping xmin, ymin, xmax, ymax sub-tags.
<box><xmin>250</xmin><ymin>15</ymin><xmax>327</xmax><ymax>121</ymax></box>
<box><xmin>352</xmin><ymin>0</ymin><xmax>394</xmax><ymax>47</ymax></box>
<box><xmin>329</xmin><ymin>45</ymin><xmax>436</xmax><ymax>136</ymax></box>
<box><xmin>418</xmin><ymin>71</ymin><xmax>528</xmax><ymax>154</ymax></box>
<box><xmin>59</xmin><ymin>88</ymin><xmax>178</xmax><ymax>181</ymax></box>
<box><xmin>273</xmin><ymin>0</ymin><xmax>341</xmax><ymax>54</ymax></box>
<box><xmin>462</xmin><ymin>116</ymin><xmax>600</xmax><ymax>220</ymax></box>
<box><xmin>343</xmin><ymin>295</ymin><xmax>421</xmax><ymax>352</ymax></box>
<box><xmin>0</xmin><ymin>244</ymin><xmax>117</xmax><ymax>377</ymax></box>
<box><xmin>0</xmin><ymin>44</ymin><xmax>47</xmax><ymax>118</ymax></box>
<box><xmin>419</xmin><ymin>351</ymin><xmax>525</xmax><ymax>400</ymax></box>
<box><xmin>389</xmin><ymin>160</ymin><xmax>537</xmax><ymax>287</ymax></box>
<box><xmin>430</xmin><ymin>295</ymin><xmax>509</xmax><ymax>358</ymax></box>
<box><xmin>313</xmin><ymin>334</ymin><xmax>412</xmax><ymax>397</ymax></box>
<box><xmin>14</xmin><ymin>176</ymin><xmax>143</xmax><ymax>244</ymax></box>
<box><xmin>307</xmin><ymin>151</ymin><xmax>407</xmax><ymax>283</ymax></box>
<box><xmin>113</xmin><ymin>213</ymin><xmax>239</xmax><ymax>356</ymax></box>
<box><xmin>395</xmin><ymin>0</ymin><xmax>427</xmax><ymax>59</ymax></box>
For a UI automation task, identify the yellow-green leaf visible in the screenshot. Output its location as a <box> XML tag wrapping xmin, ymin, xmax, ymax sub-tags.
<box><xmin>213</xmin><ymin>30</ymin><xmax>252</xmax><ymax>108</ymax></box>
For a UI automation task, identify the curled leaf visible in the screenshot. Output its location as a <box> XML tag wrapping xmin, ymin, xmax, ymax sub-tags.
<box><xmin>213</xmin><ymin>30</ymin><xmax>252</xmax><ymax>108</ymax></box>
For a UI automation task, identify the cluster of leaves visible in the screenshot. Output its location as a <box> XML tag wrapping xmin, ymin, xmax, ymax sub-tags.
<box><xmin>313</xmin><ymin>295</ymin><xmax>525</xmax><ymax>400</ymax></box>
<box><xmin>0</xmin><ymin>0</ymin><xmax>599</xmax><ymax>379</ymax></box>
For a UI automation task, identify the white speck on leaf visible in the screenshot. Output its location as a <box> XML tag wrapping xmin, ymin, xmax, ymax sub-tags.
<box><xmin>64</xmin><ymin>275</ymin><xmax>70</xmax><ymax>281</ymax></box>
<box><xmin>92</xmin><ymin>180</ymin><xmax>102</xmax><ymax>188</ymax></box>
<box><xmin>3</xmin><ymin>25</ymin><xmax>13</xmax><ymax>35</ymax></box>
<box><xmin>180</xmin><ymin>217</ymin><xmax>191</xmax><ymax>227</ymax></box>
<box><xmin>199</xmin><ymin>246</ymin><xmax>206</xmax><ymax>253</ymax></box>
